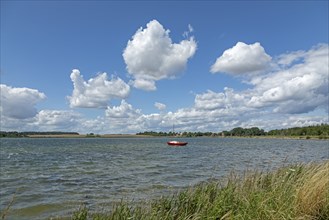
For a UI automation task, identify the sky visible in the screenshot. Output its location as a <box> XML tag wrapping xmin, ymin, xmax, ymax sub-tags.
<box><xmin>1</xmin><ymin>0</ymin><xmax>328</xmax><ymax>134</ymax></box>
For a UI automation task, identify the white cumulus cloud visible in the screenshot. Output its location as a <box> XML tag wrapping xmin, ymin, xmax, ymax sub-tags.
<box><xmin>248</xmin><ymin>43</ymin><xmax>328</xmax><ymax>114</ymax></box>
<box><xmin>195</xmin><ymin>88</ymin><xmax>246</xmax><ymax>111</ymax></box>
<box><xmin>123</xmin><ymin>19</ymin><xmax>197</xmax><ymax>91</ymax></box>
<box><xmin>105</xmin><ymin>100</ymin><xmax>141</xmax><ymax>118</ymax></box>
<box><xmin>34</xmin><ymin>110</ymin><xmax>82</xmax><ymax>130</ymax></box>
<box><xmin>68</xmin><ymin>69</ymin><xmax>130</xmax><ymax>108</ymax></box>
<box><xmin>0</xmin><ymin>84</ymin><xmax>46</xmax><ymax>119</ymax></box>
<box><xmin>104</xmin><ymin>100</ymin><xmax>147</xmax><ymax>133</ymax></box>
<box><xmin>210</xmin><ymin>42</ymin><xmax>271</xmax><ymax>75</ymax></box>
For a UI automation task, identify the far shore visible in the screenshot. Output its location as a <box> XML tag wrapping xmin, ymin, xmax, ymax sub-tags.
<box><xmin>26</xmin><ymin>134</ymin><xmax>153</xmax><ymax>138</ymax></box>
<box><xmin>24</xmin><ymin>134</ymin><xmax>328</xmax><ymax>140</ymax></box>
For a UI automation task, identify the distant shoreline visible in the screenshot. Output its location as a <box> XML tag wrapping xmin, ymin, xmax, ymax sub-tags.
<box><xmin>2</xmin><ymin>124</ymin><xmax>328</xmax><ymax>139</ymax></box>
<box><xmin>9</xmin><ymin>134</ymin><xmax>328</xmax><ymax>140</ymax></box>
<box><xmin>219</xmin><ymin>135</ymin><xmax>329</xmax><ymax>140</ymax></box>
<box><xmin>25</xmin><ymin>134</ymin><xmax>153</xmax><ymax>138</ymax></box>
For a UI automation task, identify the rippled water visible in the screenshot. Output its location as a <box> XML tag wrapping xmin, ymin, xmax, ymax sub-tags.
<box><xmin>0</xmin><ymin>137</ymin><xmax>328</xmax><ymax>219</ymax></box>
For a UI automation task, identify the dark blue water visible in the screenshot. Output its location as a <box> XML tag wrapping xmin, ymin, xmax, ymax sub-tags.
<box><xmin>0</xmin><ymin>137</ymin><xmax>328</xmax><ymax>219</ymax></box>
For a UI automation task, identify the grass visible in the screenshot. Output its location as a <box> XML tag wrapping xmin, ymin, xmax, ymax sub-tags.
<box><xmin>67</xmin><ymin>161</ymin><xmax>329</xmax><ymax>220</ymax></box>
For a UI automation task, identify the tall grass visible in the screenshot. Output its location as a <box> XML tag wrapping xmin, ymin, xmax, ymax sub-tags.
<box><xmin>69</xmin><ymin>161</ymin><xmax>329</xmax><ymax>220</ymax></box>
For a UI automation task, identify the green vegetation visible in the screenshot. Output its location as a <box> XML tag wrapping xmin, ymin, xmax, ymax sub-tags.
<box><xmin>86</xmin><ymin>133</ymin><xmax>102</xmax><ymax>138</ymax></box>
<box><xmin>0</xmin><ymin>131</ymin><xmax>79</xmax><ymax>138</ymax></box>
<box><xmin>0</xmin><ymin>131</ymin><xmax>27</xmax><ymax>138</ymax></box>
<box><xmin>222</xmin><ymin>127</ymin><xmax>265</xmax><ymax>137</ymax></box>
<box><xmin>136</xmin><ymin>131</ymin><xmax>216</xmax><ymax>137</ymax></box>
<box><xmin>1</xmin><ymin>124</ymin><xmax>328</xmax><ymax>139</ymax></box>
<box><xmin>267</xmin><ymin>123</ymin><xmax>329</xmax><ymax>137</ymax></box>
<box><xmin>137</xmin><ymin>124</ymin><xmax>329</xmax><ymax>139</ymax></box>
<box><xmin>67</xmin><ymin>161</ymin><xmax>329</xmax><ymax>220</ymax></box>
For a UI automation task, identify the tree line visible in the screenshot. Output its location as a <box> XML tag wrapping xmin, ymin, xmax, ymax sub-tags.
<box><xmin>137</xmin><ymin>124</ymin><xmax>329</xmax><ymax>138</ymax></box>
<box><xmin>1</xmin><ymin>124</ymin><xmax>328</xmax><ymax>138</ymax></box>
<box><xmin>221</xmin><ymin>127</ymin><xmax>265</xmax><ymax>137</ymax></box>
<box><xmin>267</xmin><ymin>124</ymin><xmax>329</xmax><ymax>137</ymax></box>
<box><xmin>137</xmin><ymin>127</ymin><xmax>265</xmax><ymax>137</ymax></box>
<box><xmin>0</xmin><ymin>131</ymin><xmax>79</xmax><ymax>138</ymax></box>
<box><xmin>136</xmin><ymin>131</ymin><xmax>216</xmax><ymax>137</ymax></box>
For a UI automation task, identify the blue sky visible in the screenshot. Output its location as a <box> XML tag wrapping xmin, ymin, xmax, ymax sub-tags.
<box><xmin>1</xmin><ymin>1</ymin><xmax>328</xmax><ymax>134</ymax></box>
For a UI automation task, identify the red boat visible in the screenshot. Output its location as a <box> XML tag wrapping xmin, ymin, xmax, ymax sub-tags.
<box><xmin>167</xmin><ymin>141</ymin><xmax>188</xmax><ymax>146</ymax></box>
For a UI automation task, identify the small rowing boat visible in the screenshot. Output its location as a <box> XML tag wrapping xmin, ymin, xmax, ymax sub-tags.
<box><xmin>167</xmin><ymin>141</ymin><xmax>188</xmax><ymax>146</ymax></box>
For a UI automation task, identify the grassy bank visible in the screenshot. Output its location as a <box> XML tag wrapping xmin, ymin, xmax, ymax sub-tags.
<box><xmin>69</xmin><ymin>161</ymin><xmax>329</xmax><ymax>220</ymax></box>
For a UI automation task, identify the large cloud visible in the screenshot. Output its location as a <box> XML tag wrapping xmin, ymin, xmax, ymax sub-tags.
<box><xmin>123</xmin><ymin>20</ymin><xmax>197</xmax><ymax>91</ymax></box>
<box><xmin>248</xmin><ymin>43</ymin><xmax>328</xmax><ymax>114</ymax></box>
<box><xmin>104</xmin><ymin>100</ymin><xmax>147</xmax><ymax>133</ymax></box>
<box><xmin>195</xmin><ymin>88</ymin><xmax>246</xmax><ymax>111</ymax></box>
<box><xmin>68</xmin><ymin>69</ymin><xmax>130</xmax><ymax>108</ymax></box>
<box><xmin>105</xmin><ymin>100</ymin><xmax>141</xmax><ymax>118</ymax></box>
<box><xmin>34</xmin><ymin>110</ymin><xmax>81</xmax><ymax>130</ymax></box>
<box><xmin>1</xmin><ymin>109</ymin><xmax>84</xmax><ymax>132</ymax></box>
<box><xmin>0</xmin><ymin>84</ymin><xmax>46</xmax><ymax>119</ymax></box>
<box><xmin>210</xmin><ymin>42</ymin><xmax>271</xmax><ymax>75</ymax></box>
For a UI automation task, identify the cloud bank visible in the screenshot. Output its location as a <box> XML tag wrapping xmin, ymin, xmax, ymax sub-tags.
<box><xmin>34</xmin><ymin>110</ymin><xmax>82</xmax><ymax>131</ymax></box>
<box><xmin>102</xmin><ymin>43</ymin><xmax>328</xmax><ymax>133</ymax></box>
<box><xmin>0</xmin><ymin>84</ymin><xmax>46</xmax><ymax>119</ymax></box>
<box><xmin>68</xmin><ymin>69</ymin><xmax>130</xmax><ymax>108</ymax></box>
<box><xmin>248</xmin><ymin>43</ymin><xmax>328</xmax><ymax>114</ymax></box>
<box><xmin>123</xmin><ymin>20</ymin><xmax>197</xmax><ymax>91</ymax></box>
<box><xmin>1</xmin><ymin>42</ymin><xmax>327</xmax><ymax>134</ymax></box>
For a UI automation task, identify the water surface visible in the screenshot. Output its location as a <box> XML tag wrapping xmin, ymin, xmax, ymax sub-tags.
<box><xmin>0</xmin><ymin>137</ymin><xmax>328</xmax><ymax>219</ymax></box>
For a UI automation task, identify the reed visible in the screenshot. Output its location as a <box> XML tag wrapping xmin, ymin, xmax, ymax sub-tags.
<box><xmin>70</xmin><ymin>161</ymin><xmax>329</xmax><ymax>220</ymax></box>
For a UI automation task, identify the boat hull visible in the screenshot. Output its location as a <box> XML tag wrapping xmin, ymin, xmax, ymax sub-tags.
<box><xmin>167</xmin><ymin>141</ymin><xmax>188</xmax><ymax>146</ymax></box>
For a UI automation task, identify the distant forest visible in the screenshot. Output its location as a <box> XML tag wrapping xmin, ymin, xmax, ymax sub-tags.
<box><xmin>137</xmin><ymin>124</ymin><xmax>329</xmax><ymax>138</ymax></box>
<box><xmin>1</xmin><ymin>124</ymin><xmax>328</xmax><ymax>138</ymax></box>
<box><xmin>267</xmin><ymin>124</ymin><xmax>329</xmax><ymax>137</ymax></box>
<box><xmin>0</xmin><ymin>131</ymin><xmax>79</xmax><ymax>138</ymax></box>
